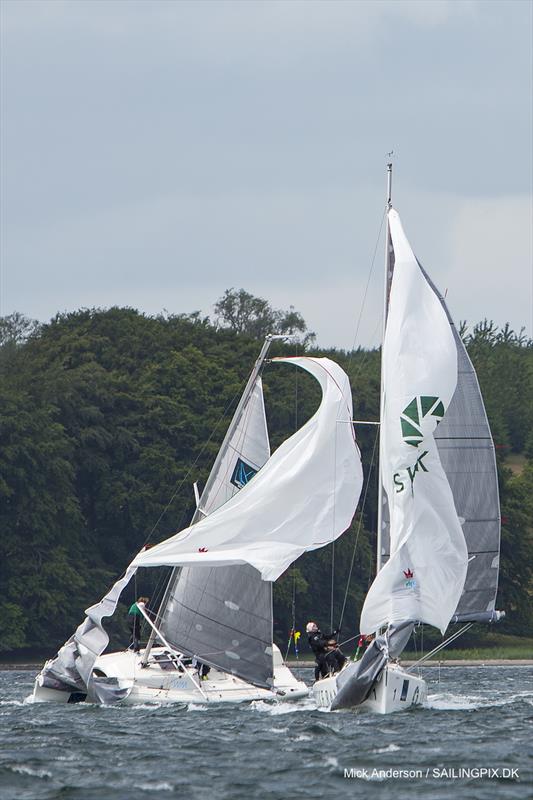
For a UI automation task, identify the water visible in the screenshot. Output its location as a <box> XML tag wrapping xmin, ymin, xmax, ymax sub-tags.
<box><xmin>0</xmin><ymin>666</ymin><xmax>531</xmax><ymax>800</ymax></box>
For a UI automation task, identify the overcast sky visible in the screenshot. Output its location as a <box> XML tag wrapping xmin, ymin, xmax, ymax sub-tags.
<box><xmin>1</xmin><ymin>0</ymin><xmax>531</xmax><ymax>349</ymax></box>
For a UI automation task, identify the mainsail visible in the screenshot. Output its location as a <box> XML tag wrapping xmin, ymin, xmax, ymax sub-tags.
<box><xmin>159</xmin><ymin>373</ymin><xmax>273</xmax><ymax>687</ymax></box>
<box><xmin>134</xmin><ymin>357</ymin><xmax>363</xmax><ymax>686</ymax></box>
<box><xmin>378</xmin><ymin>212</ymin><xmax>502</xmax><ymax>626</ymax></box>
<box><xmin>360</xmin><ymin>208</ymin><xmax>468</xmax><ymax>635</ymax></box>
<box><xmin>194</xmin><ymin>375</ymin><xmax>270</xmax><ymax>518</ymax></box>
<box><xmin>424</xmin><ymin>273</ymin><xmax>502</xmax><ymax>623</ymax></box>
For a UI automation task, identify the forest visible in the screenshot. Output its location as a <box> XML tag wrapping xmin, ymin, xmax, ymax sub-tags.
<box><xmin>0</xmin><ymin>292</ymin><xmax>532</xmax><ymax>658</ymax></box>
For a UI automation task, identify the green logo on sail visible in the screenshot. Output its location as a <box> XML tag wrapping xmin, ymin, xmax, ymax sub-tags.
<box><xmin>400</xmin><ymin>396</ymin><xmax>445</xmax><ymax>448</ymax></box>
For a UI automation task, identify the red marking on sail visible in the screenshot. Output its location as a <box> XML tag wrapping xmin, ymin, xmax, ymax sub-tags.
<box><xmin>403</xmin><ymin>568</ymin><xmax>414</xmax><ymax>579</ymax></box>
<box><xmin>198</xmin><ymin>547</ymin><xmax>208</xmax><ymax>553</ymax></box>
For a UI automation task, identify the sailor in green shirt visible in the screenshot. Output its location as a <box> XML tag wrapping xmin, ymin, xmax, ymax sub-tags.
<box><xmin>128</xmin><ymin>596</ymin><xmax>149</xmax><ymax>652</ymax></box>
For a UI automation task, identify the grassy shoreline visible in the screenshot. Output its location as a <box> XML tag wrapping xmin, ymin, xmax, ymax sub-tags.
<box><xmin>2</xmin><ymin>637</ymin><xmax>531</xmax><ymax>670</ymax></box>
<box><xmin>3</xmin><ymin>655</ymin><xmax>532</xmax><ymax>671</ymax></box>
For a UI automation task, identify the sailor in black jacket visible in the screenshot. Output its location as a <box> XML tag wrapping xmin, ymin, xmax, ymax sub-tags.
<box><xmin>306</xmin><ymin>621</ymin><xmax>341</xmax><ymax>680</ymax></box>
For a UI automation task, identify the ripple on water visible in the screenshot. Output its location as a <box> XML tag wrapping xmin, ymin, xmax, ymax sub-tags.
<box><xmin>0</xmin><ymin>666</ymin><xmax>531</xmax><ymax>800</ymax></box>
<box><xmin>133</xmin><ymin>782</ymin><xmax>174</xmax><ymax>792</ymax></box>
<box><xmin>10</xmin><ymin>766</ymin><xmax>52</xmax><ymax>779</ymax></box>
<box><xmin>373</xmin><ymin>743</ymin><xmax>401</xmax><ymax>754</ymax></box>
<box><xmin>425</xmin><ymin>693</ymin><xmax>482</xmax><ymax>711</ymax></box>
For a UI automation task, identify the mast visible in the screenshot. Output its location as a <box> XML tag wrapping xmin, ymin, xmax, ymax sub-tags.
<box><xmin>141</xmin><ymin>333</ymin><xmax>283</xmax><ymax>666</ymax></box>
<box><xmin>376</xmin><ymin>162</ymin><xmax>393</xmax><ymax>574</ymax></box>
<box><xmin>190</xmin><ymin>333</ymin><xmax>283</xmax><ymax>523</ymax></box>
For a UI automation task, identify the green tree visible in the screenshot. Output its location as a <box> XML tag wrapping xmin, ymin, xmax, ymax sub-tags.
<box><xmin>0</xmin><ymin>308</ymin><xmax>530</xmax><ymax>655</ymax></box>
<box><xmin>214</xmin><ymin>288</ymin><xmax>315</xmax><ymax>345</ymax></box>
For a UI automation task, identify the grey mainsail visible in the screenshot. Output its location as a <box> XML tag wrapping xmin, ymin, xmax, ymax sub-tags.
<box><xmin>160</xmin><ymin>565</ymin><xmax>273</xmax><ymax>687</ymax></box>
<box><xmin>380</xmin><ymin>270</ymin><xmax>501</xmax><ymax>624</ymax></box>
<box><xmin>423</xmin><ymin>269</ymin><xmax>501</xmax><ymax>623</ymax></box>
<box><xmin>158</xmin><ymin>367</ymin><xmax>273</xmax><ymax>686</ymax></box>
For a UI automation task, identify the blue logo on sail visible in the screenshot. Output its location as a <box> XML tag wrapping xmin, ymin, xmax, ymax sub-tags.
<box><xmin>231</xmin><ymin>458</ymin><xmax>257</xmax><ymax>489</ymax></box>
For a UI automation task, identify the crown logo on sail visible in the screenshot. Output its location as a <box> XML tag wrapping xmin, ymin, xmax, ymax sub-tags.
<box><xmin>198</xmin><ymin>547</ymin><xmax>208</xmax><ymax>553</ymax></box>
<box><xmin>400</xmin><ymin>396</ymin><xmax>445</xmax><ymax>447</ymax></box>
<box><xmin>403</xmin><ymin>568</ymin><xmax>413</xmax><ymax>579</ymax></box>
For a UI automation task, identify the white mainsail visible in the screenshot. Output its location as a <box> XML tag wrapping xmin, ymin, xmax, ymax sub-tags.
<box><xmin>195</xmin><ymin>375</ymin><xmax>270</xmax><ymax>517</ymax></box>
<box><xmin>360</xmin><ymin>209</ymin><xmax>468</xmax><ymax>635</ymax></box>
<box><xmin>134</xmin><ymin>357</ymin><xmax>363</xmax><ymax>582</ymax></box>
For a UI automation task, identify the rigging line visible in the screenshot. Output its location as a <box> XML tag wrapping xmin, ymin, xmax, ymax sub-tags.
<box><xmin>367</xmin><ymin>531</ymin><xmax>375</xmax><ymax>590</ymax></box>
<box><xmin>344</xmin><ymin>205</ymin><xmax>387</xmax><ymax>378</ymax></box>
<box><xmin>284</xmin><ymin>571</ymin><xmax>297</xmax><ymax>661</ymax></box>
<box><xmin>146</xmin><ymin>568</ymin><xmax>173</xmax><ymax>630</ymax></box>
<box><xmin>330</xmin><ymin>401</ymin><xmax>339</xmax><ymax>632</ymax></box>
<box><xmin>338</xmin><ymin>633</ymin><xmax>360</xmax><ymax>648</ymax></box>
<box><xmin>294</xmin><ymin>340</ymin><xmax>299</xmax><ymax>432</ymax></box>
<box><xmin>349</xmin><ymin>206</ymin><xmax>387</xmax><ymax>354</ymax></box>
<box><xmin>330</xmin><ymin>541</ymin><xmax>335</xmax><ymax>632</ymax></box>
<box><xmin>140</xmin><ymin>368</ymin><xmax>255</xmax><ymax>548</ymax></box>
<box><xmin>406</xmin><ymin>624</ymin><xmax>473</xmax><ymax>671</ymax></box>
<box><xmin>338</xmin><ymin>423</ymin><xmax>380</xmax><ymax>630</ymax></box>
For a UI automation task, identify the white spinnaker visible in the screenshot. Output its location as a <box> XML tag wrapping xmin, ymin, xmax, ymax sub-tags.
<box><xmin>133</xmin><ymin>357</ymin><xmax>363</xmax><ymax>581</ymax></box>
<box><xmin>360</xmin><ymin>209</ymin><xmax>468</xmax><ymax>635</ymax></box>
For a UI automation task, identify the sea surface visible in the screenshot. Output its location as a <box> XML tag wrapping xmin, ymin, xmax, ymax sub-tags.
<box><xmin>0</xmin><ymin>665</ymin><xmax>531</xmax><ymax>800</ymax></box>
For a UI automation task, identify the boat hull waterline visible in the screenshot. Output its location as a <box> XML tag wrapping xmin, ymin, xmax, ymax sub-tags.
<box><xmin>312</xmin><ymin>662</ymin><xmax>427</xmax><ymax>714</ymax></box>
<box><xmin>32</xmin><ymin>645</ymin><xmax>308</xmax><ymax>706</ymax></box>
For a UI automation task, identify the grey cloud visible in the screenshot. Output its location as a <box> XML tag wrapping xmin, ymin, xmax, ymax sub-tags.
<box><xmin>1</xmin><ymin>0</ymin><xmax>530</xmax><ymax>347</ymax></box>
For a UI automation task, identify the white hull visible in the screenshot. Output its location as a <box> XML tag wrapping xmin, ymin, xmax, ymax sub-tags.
<box><xmin>32</xmin><ymin>644</ymin><xmax>308</xmax><ymax>706</ymax></box>
<box><xmin>312</xmin><ymin>662</ymin><xmax>427</xmax><ymax>714</ymax></box>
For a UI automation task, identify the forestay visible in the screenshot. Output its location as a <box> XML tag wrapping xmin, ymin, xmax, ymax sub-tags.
<box><xmin>360</xmin><ymin>209</ymin><xmax>468</xmax><ymax>636</ymax></box>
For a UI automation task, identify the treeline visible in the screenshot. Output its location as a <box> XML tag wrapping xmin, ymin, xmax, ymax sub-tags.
<box><xmin>0</xmin><ymin>305</ymin><xmax>531</xmax><ymax>655</ymax></box>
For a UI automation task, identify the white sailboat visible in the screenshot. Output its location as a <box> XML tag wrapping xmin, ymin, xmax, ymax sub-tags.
<box><xmin>313</xmin><ymin>164</ymin><xmax>504</xmax><ymax>713</ymax></box>
<box><xmin>33</xmin><ymin>344</ymin><xmax>364</xmax><ymax>705</ymax></box>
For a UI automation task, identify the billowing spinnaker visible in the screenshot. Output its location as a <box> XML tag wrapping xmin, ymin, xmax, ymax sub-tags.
<box><xmin>133</xmin><ymin>357</ymin><xmax>363</xmax><ymax>582</ymax></box>
<box><xmin>360</xmin><ymin>209</ymin><xmax>468</xmax><ymax>635</ymax></box>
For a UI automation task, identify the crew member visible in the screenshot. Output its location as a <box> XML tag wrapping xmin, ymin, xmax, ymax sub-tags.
<box><xmin>325</xmin><ymin>636</ymin><xmax>346</xmax><ymax>673</ymax></box>
<box><xmin>306</xmin><ymin>621</ymin><xmax>341</xmax><ymax>680</ymax></box>
<box><xmin>128</xmin><ymin>596</ymin><xmax>150</xmax><ymax>652</ymax></box>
